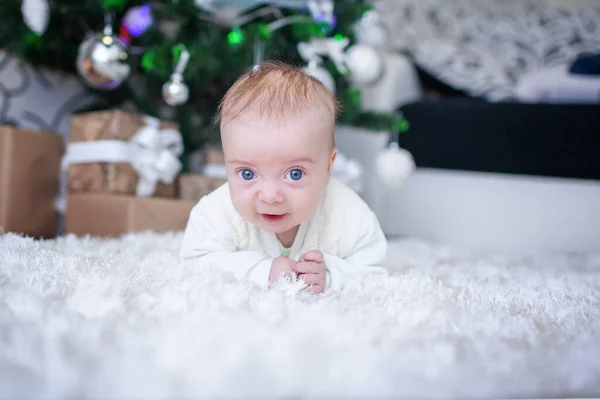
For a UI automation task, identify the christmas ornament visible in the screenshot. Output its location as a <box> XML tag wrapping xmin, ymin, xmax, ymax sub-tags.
<box><xmin>344</xmin><ymin>44</ymin><xmax>383</xmax><ymax>86</ymax></box>
<box><xmin>332</xmin><ymin>153</ymin><xmax>363</xmax><ymax>193</ymax></box>
<box><xmin>303</xmin><ymin>60</ymin><xmax>335</xmax><ymax>93</ymax></box>
<box><xmin>227</xmin><ymin>26</ymin><xmax>244</xmax><ymax>46</ymax></box>
<box><xmin>376</xmin><ymin>141</ymin><xmax>415</xmax><ymax>189</ymax></box>
<box><xmin>21</xmin><ymin>0</ymin><xmax>50</xmax><ymax>35</ymax></box>
<box><xmin>253</xmin><ymin>39</ymin><xmax>265</xmax><ymax>70</ymax></box>
<box><xmin>122</xmin><ymin>4</ymin><xmax>153</xmax><ymax>38</ymax></box>
<box><xmin>162</xmin><ymin>46</ymin><xmax>191</xmax><ymax>106</ymax></box>
<box><xmin>298</xmin><ymin>37</ymin><xmax>350</xmax><ymax>75</ymax></box>
<box><xmin>307</xmin><ymin>0</ymin><xmax>335</xmax><ymax>28</ymax></box>
<box><xmin>355</xmin><ymin>10</ymin><xmax>388</xmax><ymax>49</ymax></box>
<box><xmin>76</xmin><ymin>18</ymin><xmax>131</xmax><ymax>90</ymax></box>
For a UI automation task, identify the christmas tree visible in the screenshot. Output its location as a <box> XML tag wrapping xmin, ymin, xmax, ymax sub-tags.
<box><xmin>1</xmin><ymin>0</ymin><xmax>402</xmax><ymax>168</ymax></box>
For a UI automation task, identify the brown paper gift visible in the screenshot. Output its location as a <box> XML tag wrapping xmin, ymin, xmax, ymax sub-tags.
<box><xmin>0</xmin><ymin>126</ymin><xmax>64</xmax><ymax>238</ymax></box>
<box><xmin>178</xmin><ymin>173</ymin><xmax>227</xmax><ymax>202</ymax></box>
<box><xmin>65</xmin><ymin>193</ymin><xmax>195</xmax><ymax>237</ymax></box>
<box><xmin>202</xmin><ymin>146</ymin><xmax>225</xmax><ymax>165</ymax></box>
<box><xmin>67</xmin><ymin>110</ymin><xmax>180</xmax><ymax>198</ymax></box>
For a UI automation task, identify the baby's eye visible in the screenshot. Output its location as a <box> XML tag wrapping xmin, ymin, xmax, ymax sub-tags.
<box><xmin>238</xmin><ymin>169</ymin><xmax>255</xmax><ymax>180</ymax></box>
<box><xmin>286</xmin><ymin>168</ymin><xmax>304</xmax><ymax>181</ymax></box>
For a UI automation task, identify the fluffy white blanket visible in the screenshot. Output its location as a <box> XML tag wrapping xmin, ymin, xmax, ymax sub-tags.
<box><xmin>1</xmin><ymin>232</ymin><xmax>599</xmax><ymax>399</ymax></box>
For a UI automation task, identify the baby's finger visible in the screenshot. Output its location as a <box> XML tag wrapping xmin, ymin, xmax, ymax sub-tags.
<box><xmin>300</xmin><ymin>273</ymin><xmax>321</xmax><ymax>285</ymax></box>
<box><xmin>294</xmin><ymin>261</ymin><xmax>321</xmax><ymax>274</ymax></box>
<box><xmin>306</xmin><ymin>283</ymin><xmax>323</xmax><ymax>294</ymax></box>
<box><xmin>302</xmin><ymin>250</ymin><xmax>323</xmax><ymax>263</ymax></box>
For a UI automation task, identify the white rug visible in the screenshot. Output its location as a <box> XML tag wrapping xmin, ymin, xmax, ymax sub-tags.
<box><xmin>1</xmin><ymin>232</ymin><xmax>599</xmax><ymax>399</ymax></box>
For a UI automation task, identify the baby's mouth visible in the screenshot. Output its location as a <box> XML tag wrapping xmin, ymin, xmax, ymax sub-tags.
<box><xmin>261</xmin><ymin>213</ymin><xmax>287</xmax><ymax>223</ymax></box>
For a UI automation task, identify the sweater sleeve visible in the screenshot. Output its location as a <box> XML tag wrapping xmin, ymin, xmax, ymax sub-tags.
<box><xmin>178</xmin><ymin>192</ymin><xmax>274</xmax><ymax>287</ymax></box>
<box><xmin>321</xmin><ymin>191</ymin><xmax>389</xmax><ymax>290</ymax></box>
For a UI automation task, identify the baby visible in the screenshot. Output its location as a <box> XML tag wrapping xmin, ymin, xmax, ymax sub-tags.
<box><xmin>179</xmin><ymin>61</ymin><xmax>388</xmax><ymax>293</ymax></box>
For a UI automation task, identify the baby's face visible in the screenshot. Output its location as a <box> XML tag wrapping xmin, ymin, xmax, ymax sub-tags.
<box><xmin>221</xmin><ymin>108</ymin><xmax>335</xmax><ymax>239</ymax></box>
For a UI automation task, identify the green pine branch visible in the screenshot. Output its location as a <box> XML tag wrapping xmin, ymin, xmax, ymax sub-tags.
<box><xmin>0</xmin><ymin>0</ymin><xmax>403</xmax><ymax>167</ymax></box>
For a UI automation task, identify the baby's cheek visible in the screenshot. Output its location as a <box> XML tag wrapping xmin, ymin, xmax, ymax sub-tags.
<box><xmin>293</xmin><ymin>188</ymin><xmax>321</xmax><ymax>216</ymax></box>
<box><xmin>230</xmin><ymin>185</ymin><xmax>253</xmax><ymax>210</ymax></box>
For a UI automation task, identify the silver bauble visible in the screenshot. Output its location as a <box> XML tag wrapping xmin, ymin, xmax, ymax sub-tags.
<box><xmin>76</xmin><ymin>27</ymin><xmax>131</xmax><ymax>90</ymax></box>
<box><xmin>162</xmin><ymin>74</ymin><xmax>189</xmax><ymax>106</ymax></box>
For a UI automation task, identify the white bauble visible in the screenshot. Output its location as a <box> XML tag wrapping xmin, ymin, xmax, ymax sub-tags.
<box><xmin>303</xmin><ymin>62</ymin><xmax>335</xmax><ymax>93</ymax></box>
<box><xmin>344</xmin><ymin>44</ymin><xmax>383</xmax><ymax>85</ymax></box>
<box><xmin>355</xmin><ymin>10</ymin><xmax>388</xmax><ymax>49</ymax></box>
<box><xmin>21</xmin><ymin>0</ymin><xmax>50</xmax><ymax>35</ymax></box>
<box><xmin>332</xmin><ymin>153</ymin><xmax>363</xmax><ymax>192</ymax></box>
<box><xmin>375</xmin><ymin>142</ymin><xmax>415</xmax><ymax>188</ymax></box>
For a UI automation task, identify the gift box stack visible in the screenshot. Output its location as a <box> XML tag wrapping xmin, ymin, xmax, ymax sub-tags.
<box><xmin>63</xmin><ymin>109</ymin><xmax>227</xmax><ymax>237</ymax></box>
<box><xmin>0</xmin><ymin>110</ymin><xmax>228</xmax><ymax>239</ymax></box>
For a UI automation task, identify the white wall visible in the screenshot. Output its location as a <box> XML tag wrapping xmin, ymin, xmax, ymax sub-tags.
<box><xmin>335</xmin><ymin>126</ymin><xmax>600</xmax><ymax>253</ymax></box>
<box><xmin>388</xmin><ymin>169</ymin><xmax>600</xmax><ymax>253</ymax></box>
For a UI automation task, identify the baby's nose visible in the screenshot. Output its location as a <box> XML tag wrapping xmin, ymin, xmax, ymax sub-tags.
<box><xmin>258</xmin><ymin>182</ymin><xmax>283</xmax><ymax>204</ymax></box>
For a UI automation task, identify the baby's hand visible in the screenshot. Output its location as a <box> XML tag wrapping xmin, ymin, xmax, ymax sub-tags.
<box><xmin>295</xmin><ymin>250</ymin><xmax>326</xmax><ymax>294</ymax></box>
<box><xmin>269</xmin><ymin>256</ymin><xmax>297</xmax><ymax>285</ymax></box>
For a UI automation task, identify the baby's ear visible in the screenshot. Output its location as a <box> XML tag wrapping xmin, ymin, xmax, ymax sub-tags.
<box><xmin>327</xmin><ymin>147</ymin><xmax>337</xmax><ymax>180</ymax></box>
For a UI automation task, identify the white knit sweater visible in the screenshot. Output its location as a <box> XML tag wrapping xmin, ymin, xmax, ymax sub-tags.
<box><xmin>179</xmin><ymin>179</ymin><xmax>388</xmax><ymax>290</ymax></box>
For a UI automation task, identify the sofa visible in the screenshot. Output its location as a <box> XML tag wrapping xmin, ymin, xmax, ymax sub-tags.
<box><xmin>398</xmin><ymin>68</ymin><xmax>600</xmax><ymax>181</ymax></box>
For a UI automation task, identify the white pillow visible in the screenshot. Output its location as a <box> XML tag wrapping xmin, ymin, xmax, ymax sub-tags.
<box><xmin>515</xmin><ymin>65</ymin><xmax>600</xmax><ymax>104</ymax></box>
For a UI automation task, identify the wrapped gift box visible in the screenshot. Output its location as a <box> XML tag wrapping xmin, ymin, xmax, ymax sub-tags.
<box><xmin>202</xmin><ymin>146</ymin><xmax>225</xmax><ymax>165</ymax></box>
<box><xmin>190</xmin><ymin>145</ymin><xmax>226</xmax><ymax>179</ymax></box>
<box><xmin>66</xmin><ymin>110</ymin><xmax>182</xmax><ymax>198</ymax></box>
<box><xmin>65</xmin><ymin>193</ymin><xmax>195</xmax><ymax>237</ymax></box>
<box><xmin>0</xmin><ymin>126</ymin><xmax>64</xmax><ymax>238</ymax></box>
<box><xmin>178</xmin><ymin>173</ymin><xmax>227</xmax><ymax>202</ymax></box>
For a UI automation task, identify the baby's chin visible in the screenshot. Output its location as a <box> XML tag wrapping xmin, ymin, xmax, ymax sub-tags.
<box><xmin>255</xmin><ymin>221</ymin><xmax>293</xmax><ymax>234</ymax></box>
<box><xmin>253</xmin><ymin>216</ymin><xmax>303</xmax><ymax>235</ymax></box>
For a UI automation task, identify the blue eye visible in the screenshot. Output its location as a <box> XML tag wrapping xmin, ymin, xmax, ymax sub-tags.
<box><xmin>238</xmin><ymin>169</ymin><xmax>255</xmax><ymax>180</ymax></box>
<box><xmin>286</xmin><ymin>168</ymin><xmax>304</xmax><ymax>181</ymax></box>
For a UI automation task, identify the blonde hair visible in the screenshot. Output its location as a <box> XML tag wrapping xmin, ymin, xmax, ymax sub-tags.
<box><xmin>216</xmin><ymin>61</ymin><xmax>340</xmax><ymax>147</ymax></box>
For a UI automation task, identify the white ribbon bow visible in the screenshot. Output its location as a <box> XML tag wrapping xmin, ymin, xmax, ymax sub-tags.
<box><xmin>62</xmin><ymin>115</ymin><xmax>184</xmax><ymax>197</ymax></box>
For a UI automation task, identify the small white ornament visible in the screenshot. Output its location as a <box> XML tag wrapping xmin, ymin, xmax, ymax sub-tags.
<box><xmin>21</xmin><ymin>0</ymin><xmax>50</xmax><ymax>35</ymax></box>
<box><xmin>307</xmin><ymin>0</ymin><xmax>335</xmax><ymax>27</ymax></box>
<box><xmin>303</xmin><ymin>60</ymin><xmax>335</xmax><ymax>93</ymax></box>
<box><xmin>344</xmin><ymin>44</ymin><xmax>383</xmax><ymax>85</ymax></box>
<box><xmin>355</xmin><ymin>10</ymin><xmax>388</xmax><ymax>49</ymax></box>
<box><xmin>332</xmin><ymin>153</ymin><xmax>363</xmax><ymax>192</ymax></box>
<box><xmin>376</xmin><ymin>142</ymin><xmax>415</xmax><ymax>188</ymax></box>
